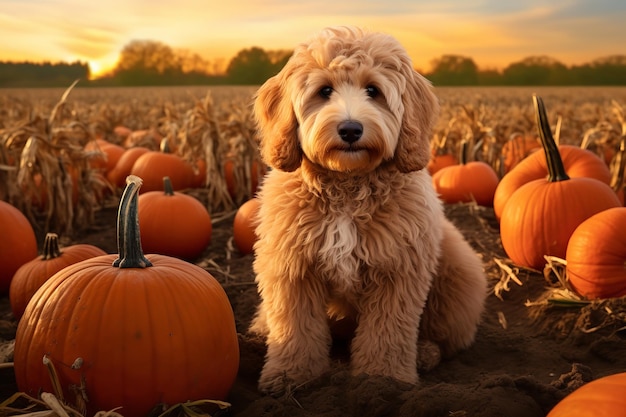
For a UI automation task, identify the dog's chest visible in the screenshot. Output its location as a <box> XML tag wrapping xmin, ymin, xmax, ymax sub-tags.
<box><xmin>315</xmin><ymin>204</ymin><xmax>402</xmax><ymax>293</ymax></box>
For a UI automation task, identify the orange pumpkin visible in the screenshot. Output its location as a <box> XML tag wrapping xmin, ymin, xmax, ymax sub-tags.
<box><xmin>233</xmin><ymin>197</ymin><xmax>261</xmax><ymax>254</ymax></box>
<box><xmin>107</xmin><ymin>146</ymin><xmax>151</xmax><ymax>188</ymax></box>
<box><xmin>138</xmin><ymin>176</ymin><xmax>212</xmax><ymax>260</ymax></box>
<box><xmin>494</xmin><ymin>145</ymin><xmax>613</xmax><ymax>220</ymax></box>
<box><xmin>547</xmin><ymin>372</ymin><xmax>626</xmax><ymax>417</ymax></box>
<box><xmin>224</xmin><ymin>159</ymin><xmax>266</xmax><ymax>201</ymax></box>
<box><xmin>500</xmin><ymin>96</ymin><xmax>621</xmax><ymax>270</ymax></box>
<box><xmin>85</xmin><ymin>138</ymin><xmax>126</xmax><ymax>173</ymax></box>
<box><xmin>427</xmin><ymin>152</ymin><xmax>458</xmax><ymax>175</ymax></box>
<box><xmin>13</xmin><ymin>175</ymin><xmax>239</xmax><ymax>417</ymax></box>
<box><xmin>0</xmin><ymin>200</ymin><xmax>38</xmax><ymax>294</ymax></box>
<box><xmin>432</xmin><ymin>141</ymin><xmax>499</xmax><ymax>206</ymax></box>
<box><xmin>500</xmin><ymin>132</ymin><xmax>541</xmax><ymax>174</ymax></box>
<box><xmin>130</xmin><ymin>139</ymin><xmax>195</xmax><ymax>193</ymax></box>
<box><xmin>9</xmin><ymin>233</ymin><xmax>106</xmax><ymax>320</ymax></box>
<box><xmin>565</xmin><ymin>207</ymin><xmax>626</xmax><ymax>299</ymax></box>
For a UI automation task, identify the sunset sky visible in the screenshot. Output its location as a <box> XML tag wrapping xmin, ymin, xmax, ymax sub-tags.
<box><xmin>1</xmin><ymin>0</ymin><xmax>625</xmax><ymax>78</ymax></box>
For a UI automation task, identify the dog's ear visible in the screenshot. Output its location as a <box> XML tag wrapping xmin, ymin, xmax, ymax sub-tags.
<box><xmin>253</xmin><ymin>71</ymin><xmax>302</xmax><ymax>172</ymax></box>
<box><xmin>394</xmin><ymin>70</ymin><xmax>440</xmax><ymax>173</ymax></box>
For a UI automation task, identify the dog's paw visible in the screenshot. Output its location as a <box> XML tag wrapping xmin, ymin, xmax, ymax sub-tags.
<box><xmin>417</xmin><ymin>340</ymin><xmax>442</xmax><ymax>372</ymax></box>
<box><xmin>258</xmin><ymin>370</ymin><xmax>295</xmax><ymax>396</ymax></box>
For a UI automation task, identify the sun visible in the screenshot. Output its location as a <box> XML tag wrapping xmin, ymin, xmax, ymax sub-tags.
<box><xmin>88</xmin><ymin>57</ymin><xmax>118</xmax><ymax>79</ymax></box>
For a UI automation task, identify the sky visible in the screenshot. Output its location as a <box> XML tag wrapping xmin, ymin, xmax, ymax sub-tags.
<box><xmin>1</xmin><ymin>0</ymin><xmax>625</xmax><ymax>78</ymax></box>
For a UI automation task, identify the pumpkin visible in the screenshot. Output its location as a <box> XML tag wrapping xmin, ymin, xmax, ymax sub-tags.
<box><xmin>138</xmin><ymin>176</ymin><xmax>212</xmax><ymax>260</ymax></box>
<box><xmin>106</xmin><ymin>146</ymin><xmax>151</xmax><ymax>188</ymax></box>
<box><xmin>233</xmin><ymin>197</ymin><xmax>261</xmax><ymax>254</ymax></box>
<box><xmin>494</xmin><ymin>145</ymin><xmax>613</xmax><ymax>220</ymax></box>
<box><xmin>547</xmin><ymin>372</ymin><xmax>626</xmax><ymax>417</ymax></box>
<box><xmin>9</xmin><ymin>232</ymin><xmax>107</xmax><ymax>320</ymax></box>
<box><xmin>13</xmin><ymin>175</ymin><xmax>239</xmax><ymax>417</ymax></box>
<box><xmin>499</xmin><ymin>95</ymin><xmax>621</xmax><ymax>270</ymax></box>
<box><xmin>427</xmin><ymin>152</ymin><xmax>458</xmax><ymax>175</ymax></box>
<box><xmin>0</xmin><ymin>200</ymin><xmax>38</xmax><ymax>294</ymax></box>
<box><xmin>500</xmin><ymin>132</ymin><xmax>541</xmax><ymax>174</ymax></box>
<box><xmin>432</xmin><ymin>141</ymin><xmax>499</xmax><ymax>206</ymax></box>
<box><xmin>565</xmin><ymin>207</ymin><xmax>626</xmax><ymax>299</ymax></box>
<box><xmin>224</xmin><ymin>159</ymin><xmax>265</xmax><ymax>201</ymax></box>
<box><xmin>85</xmin><ymin>138</ymin><xmax>126</xmax><ymax>173</ymax></box>
<box><xmin>130</xmin><ymin>139</ymin><xmax>195</xmax><ymax>193</ymax></box>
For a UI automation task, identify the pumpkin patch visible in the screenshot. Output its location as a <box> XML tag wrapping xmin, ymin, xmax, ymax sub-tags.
<box><xmin>1</xmin><ymin>85</ymin><xmax>626</xmax><ymax>417</ymax></box>
<box><xmin>13</xmin><ymin>175</ymin><xmax>239</xmax><ymax>417</ymax></box>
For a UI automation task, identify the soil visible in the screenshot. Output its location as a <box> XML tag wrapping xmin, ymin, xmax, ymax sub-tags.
<box><xmin>1</xmin><ymin>196</ymin><xmax>625</xmax><ymax>417</ymax></box>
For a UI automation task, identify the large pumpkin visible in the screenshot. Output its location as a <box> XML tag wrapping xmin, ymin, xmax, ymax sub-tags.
<box><xmin>547</xmin><ymin>372</ymin><xmax>626</xmax><ymax>417</ymax></box>
<box><xmin>13</xmin><ymin>175</ymin><xmax>239</xmax><ymax>417</ymax></box>
<box><xmin>0</xmin><ymin>200</ymin><xmax>38</xmax><ymax>294</ymax></box>
<box><xmin>138</xmin><ymin>176</ymin><xmax>212</xmax><ymax>260</ymax></box>
<box><xmin>565</xmin><ymin>207</ymin><xmax>626</xmax><ymax>299</ymax></box>
<box><xmin>9</xmin><ymin>232</ymin><xmax>106</xmax><ymax>320</ymax></box>
<box><xmin>499</xmin><ymin>96</ymin><xmax>621</xmax><ymax>270</ymax></box>
<box><xmin>493</xmin><ymin>144</ymin><xmax>613</xmax><ymax>220</ymax></box>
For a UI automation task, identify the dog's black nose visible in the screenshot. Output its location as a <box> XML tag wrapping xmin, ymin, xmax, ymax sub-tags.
<box><xmin>338</xmin><ymin>121</ymin><xmax>363</xmax><ymax>143</ymax></box>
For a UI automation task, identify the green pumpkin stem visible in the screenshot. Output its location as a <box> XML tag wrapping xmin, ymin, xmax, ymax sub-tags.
<box><xmin>163</xmin><ymin>176</ymin><xmax>175</xmax><ymax>195</ymax></box>
<box><xmin>113</xmin><ymin>175</ymin><xmax>152</xmax><ymax>268</ymax></box>
<box><xmin>42</xmin><ymin>233</ymin><xmax>62</xmax><ymax>260</ymax></box>
<box><xmin>533</xmin><ymin>95</ymin><xmax>570</xmax><ymax>182</ymax></box>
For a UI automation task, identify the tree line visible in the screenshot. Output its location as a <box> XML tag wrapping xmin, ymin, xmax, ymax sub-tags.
<box><xmin>1</xmin><ymin>39</ymin><xmax>625</xmax><ymax>87</ymax></box>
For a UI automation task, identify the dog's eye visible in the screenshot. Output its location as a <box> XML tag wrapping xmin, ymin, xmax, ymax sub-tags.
<box><xmin>319</xmin><ymin>86</ymin><xmax>333</xmax><ymax>98</ymax></box>
<box><xmin>365</xmin><ymin>85</ymin><xmax>380</xmax><ymax>98</ymax></box>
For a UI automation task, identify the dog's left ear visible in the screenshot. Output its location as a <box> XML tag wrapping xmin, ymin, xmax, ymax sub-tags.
<box><xmin>394</xmin><ymin>70</ymin><xmax>440</xmax><ymax>173</ymax></box>
<box><xmin>253</xmin><ymin>69</ymin><xmax>303</xmax><ymax>172</ymax></box>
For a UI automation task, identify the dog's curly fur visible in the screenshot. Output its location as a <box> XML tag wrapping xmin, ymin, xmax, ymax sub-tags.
<box><xmin>249</xmin><ymin>26</ymin><xmax>487</xmax><ymax>395</ymax></box>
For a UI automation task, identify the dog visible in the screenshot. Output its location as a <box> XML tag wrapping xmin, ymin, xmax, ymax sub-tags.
<box><xmin>249</xmin><ymin>26</ymin><xmax>487</xmax><ymax>395</ymax></box>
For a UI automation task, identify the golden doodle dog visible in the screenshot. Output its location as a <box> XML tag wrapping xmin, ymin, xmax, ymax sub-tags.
<box><xmin>249</xmin><ymin>26</ymin><xmax>487</xmax><ymax>395</ymax></box>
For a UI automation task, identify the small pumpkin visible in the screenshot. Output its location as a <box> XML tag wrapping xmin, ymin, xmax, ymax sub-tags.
<box><xmin>106</xmin><ymin>146</ymin><xmax>151</xmax><ymax>188</ymax></box>
<box><xmin>0</xmin><ymin>200</ymin><xmax>38</xmax><ymax>294</ymax></box>
<box><xmin>130</xmin><ymin>139</ymin><xmax>195</xmax><ymax>193</ymax></box>
<box><xmin>138</xmin><ymin>176</ymin><xmax>212</xmax><ymax>260</ymax></box>
<box><xmin>224</xmin><ymin>159</ymin><xmax>266</xmax><ymax>202</ymax></box>
<box><xmin>565</xmin><ymin>207</ymin><xmax>626</xmax><ymax>299</ymax></box>
<box><xmin>432</xmin><ymin>140</ymin><xmax>499</xmax><ymax>206</ymax></box>
<box><xmin>547</xmin><ymin>372</ymin><xmax>626</xmax><ymax>417</ymax></box>
<box><xmin>427</xmin><ymin>152</ymin><xmax>458</xmax><ymax>175</ymax></box>
<box><xmin>9</xmin><ymin>232</ymin><xmax>107</xmax><ymax>320</ymax></box>
<box><xmin>233</xmin><ymin>197</ymin><xmax>261</xmax><ymax>254</ymax></box>
<box><xmin>499</xmin><ymin>96</ymin><xmax>621</xmax><ymax>270</ymax></box>
<box><xmin>500</xmin><ymin>132</ymin><xmax>541</xmax><ymax>174</ymax></box>
<box><xmin>85</xmin><ymin>138</ymin><xmax>125</xmax><ymax>173</ymax></box>
<box><xmin>13</xmin><ymin>175</ymin><xmax>239</xmax><ymax>417</ymax></box>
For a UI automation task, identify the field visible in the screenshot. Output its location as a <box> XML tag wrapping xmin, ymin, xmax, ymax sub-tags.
<box><xmin>1</xmin><ymin>85</ymin><xmax>626</xmax><ymax>417</ymax></box>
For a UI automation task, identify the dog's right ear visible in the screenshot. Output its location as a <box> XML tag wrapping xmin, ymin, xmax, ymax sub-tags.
<box><xmin>253</xmin><ymin>72</ymin><xmax>302</xmax><ymax>172</ymax></box>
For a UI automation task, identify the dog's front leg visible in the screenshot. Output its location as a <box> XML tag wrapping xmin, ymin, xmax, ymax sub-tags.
<box><xmin>257</xmin><ymin>274</ymin><xmax>331</xmax><ymax>395</ymax></box>
<box><xmin>350</xmin><ymin>273</ymin><xmax>430</xmax><ymax>385</ymax></box>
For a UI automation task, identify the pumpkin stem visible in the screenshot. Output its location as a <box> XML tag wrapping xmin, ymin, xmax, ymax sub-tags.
<box><xmin>459</xmin><ymin>140</ymin><xmax>469</xmax><ymax>165</ymax></box>
<box><xmin>159</xmin><ymin>138</ymin><xmax>171</xmax><ymax>153</ymax></box>
<box><xmin>533</xmin><ymin>95</ymin><xmax>570</xmax><ymax>182</ymax></box>
<box><xmin>42</xmin><ymin>233</ymin><xmax>62</xmax><ymax>260</ymax></box>
<box><xmin>113</xmin><ymin>175</ymin><xmax>152</xmax><ymax>268</ymax></box>
<box><xmin>163</xmin><ymin>176</ymin><xmax>175</xmax><ymax>195</ymax></box>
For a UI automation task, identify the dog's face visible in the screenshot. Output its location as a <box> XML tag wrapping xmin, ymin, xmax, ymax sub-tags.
<box><xmin>254</xmin><ymin>26</ymin><xmax>440</xmax><ymax>175</ymax></box>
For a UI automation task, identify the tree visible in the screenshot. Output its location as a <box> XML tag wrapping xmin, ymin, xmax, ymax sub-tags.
<box><xmin>225</xmin><ymin>47</ymin><xmax>291</xmax><ymax>85</ymax></box>
<box><xmin>427</xmin><ymin>55</ymin><xmax>479</xmax><ymax>86</ymax></box>
<box><xmin>502</xmin><ymin>55</ymin><xmax>571</xmax><ymax>85</ymax></box>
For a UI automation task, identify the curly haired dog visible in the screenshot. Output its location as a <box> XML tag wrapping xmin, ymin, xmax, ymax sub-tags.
<box><xmin>249</xmin><ymin>26</ymin><xmax>487</xmax><ymax>395</ymax></box>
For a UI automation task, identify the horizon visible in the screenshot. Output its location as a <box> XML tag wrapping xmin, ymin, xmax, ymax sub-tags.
<box><xmin>1</xmin><ymin>1</ymin><xmax>625</xmax><ymax>78</ymax></box>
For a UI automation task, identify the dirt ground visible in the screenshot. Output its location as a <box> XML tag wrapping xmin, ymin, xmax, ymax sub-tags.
<box><xmin>1</xmin><ymin>196</ymin><xmax>625</xmax><ymax>417</ymax></box>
